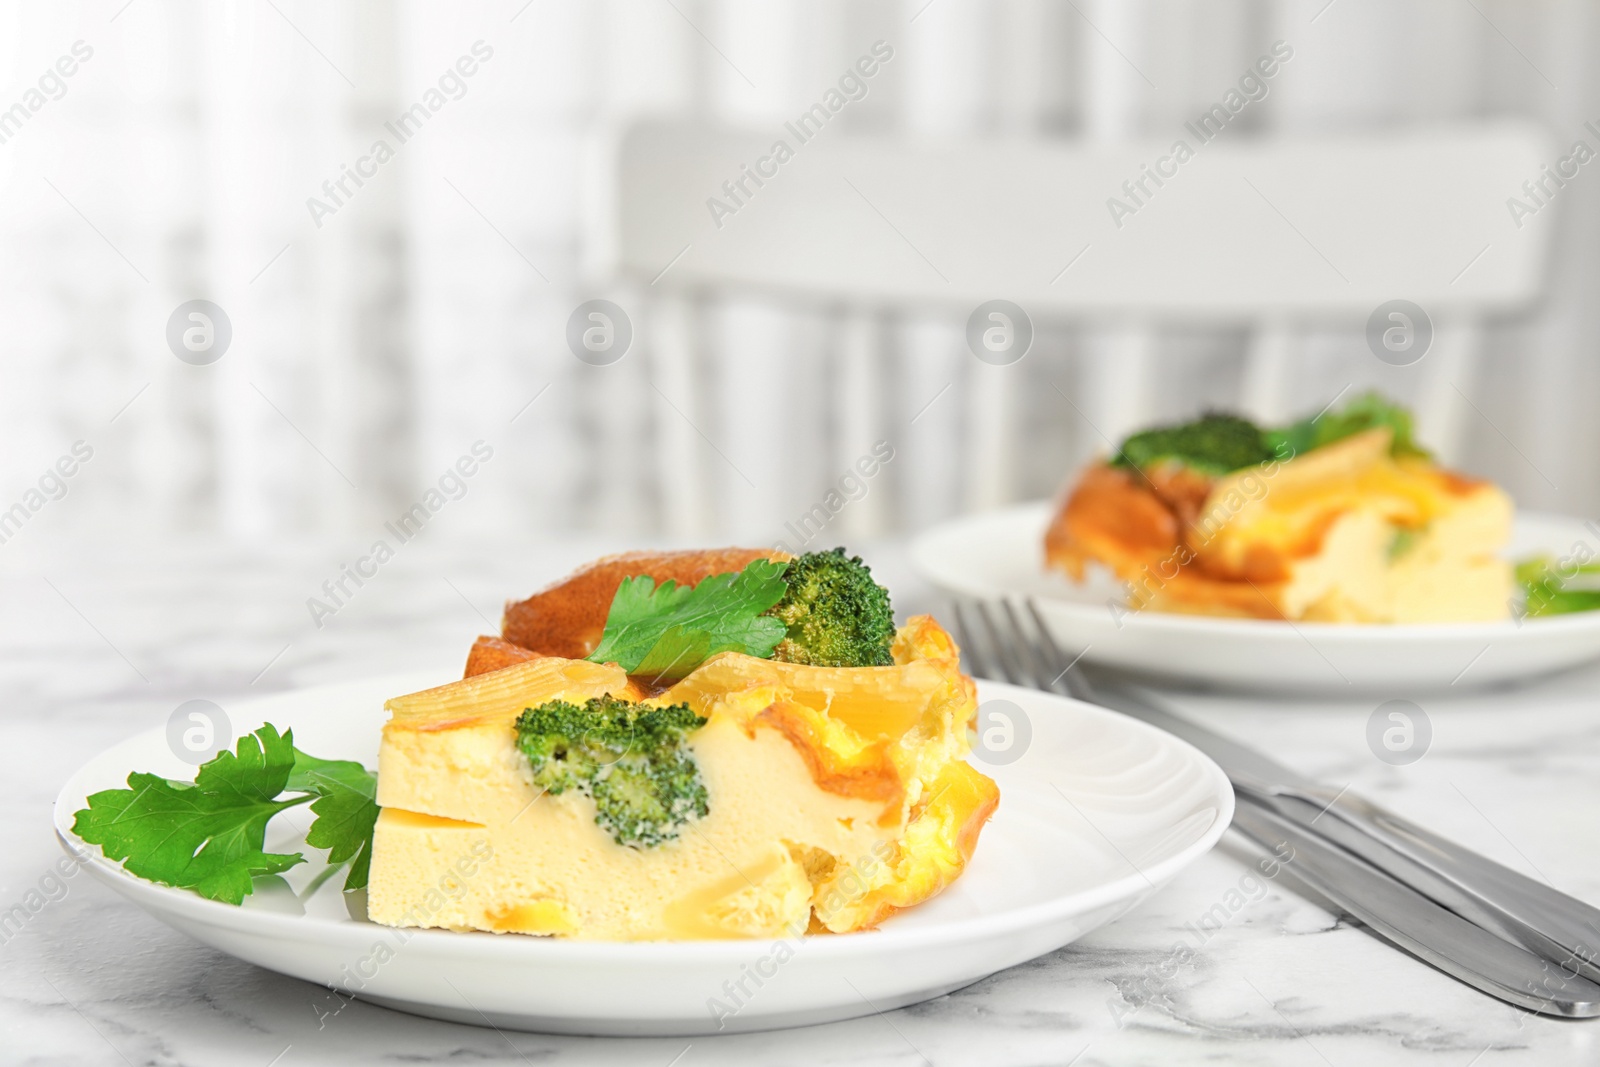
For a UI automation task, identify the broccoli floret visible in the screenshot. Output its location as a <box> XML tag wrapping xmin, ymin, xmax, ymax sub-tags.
<box><xmin>1109</xmin><ymin>394</ymin><xmax>1432</xmax><ymax>476</ymax></box>
<box><xmin>1267</xmin><ymin>390</ymin><xmax>1431</xmax><ymax>461</ymax></box>
<box><xmin>514</xmin><ymin>695</ymin><xmax>708</xmax><ymax>848</ymax></box>
<box><xmin>1110</xmin><ymin>413</ymin><xmax>1275</xmax><ymax>475</ymax></box>
<box><xmin>764</xmin><ymin>548</ymin><xmax>895</xmax><ymax>668</ymax></box>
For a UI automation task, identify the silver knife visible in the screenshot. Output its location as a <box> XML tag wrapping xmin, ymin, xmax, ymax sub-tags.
<box><xmin>1231</xmin><ymin>796</ymin><xmax>1600</xmax><ymax>1017</ymax></box>
<box><xmin>1072</xmin><ymin>668</ymin><xmax>1600</xmax><ymax>987</ymax></box>
<box><xmin>955</xmin><ymin>596</ymin><xmax>1600</xmax><ymax>1007</ymax></box>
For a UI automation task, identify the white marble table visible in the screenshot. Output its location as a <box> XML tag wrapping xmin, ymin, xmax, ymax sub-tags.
<box><xmin>6</xmin><ymin>536</ymin><xmax>1600</xmax><ymax>1066</ymax></box>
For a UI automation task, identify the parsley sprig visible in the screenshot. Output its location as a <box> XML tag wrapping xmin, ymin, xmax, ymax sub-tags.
<box><xmin>72</xmin><ymin>723</ymin><xmax>378</xmax><ymax>905</ymax></box>
<box><xmin>1517</xmin><ymin>555</ymin><xmax>1600</xmax><ymax>618</ymax></box>
<box><xmin>585</xmin><ymin>557</ymin><xmax>789</xmax><ymax>680</ymax></box>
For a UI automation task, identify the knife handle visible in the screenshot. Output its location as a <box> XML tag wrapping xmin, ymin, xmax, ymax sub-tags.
<box><xmin>1230</xmin><ymin>796</ymin><xmax>1600</xmax><ymax>1017</ymax></box>
<box><xmin>1253</xmin><ymin>783</ymin><xmax>1600</xmax><ymax>986</ymax></box>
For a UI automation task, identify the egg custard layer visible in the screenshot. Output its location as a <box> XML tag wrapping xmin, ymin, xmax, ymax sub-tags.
<box><xmin>1047</xmin><ymin>428</ymin><xmax>1513</xmax><ymax>623</ymax></box>
<box><xmin>367</xmin><ymin>616</ymin><xmax>998</xmax><ymax>940</ymax></box>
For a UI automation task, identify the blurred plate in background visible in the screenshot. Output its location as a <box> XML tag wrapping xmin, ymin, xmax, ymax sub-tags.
<box><xmin>911</xmin><ymin>502</ymin><xmax>1600</xmax><ymax>694</ymax></box>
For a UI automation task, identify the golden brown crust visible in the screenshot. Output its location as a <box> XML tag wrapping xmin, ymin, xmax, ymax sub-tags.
<box><xmin>1044</xmin><ymin>462</ymin><xmax>1293</xmax><ymax>619</ymax></box>
<box><xmin>1142</xmin><ymin>573</ymin><xmax>1290</xmax><ymax>619</ymax></box>
<box><xmin>463</xmin><ymin>636</ymin><xmax>545</xmax><ymax>678</ymax></box>
<box><xmin>1430</xmin><ymin>465</ymin><xmax>1489</xmax><ymax>495</ymax></box>
<box><xmin>501</xmin><ymin>548</ymin><xmax>789</xmax><ymax>659</ymax></box>
<box><xmin>955</xmin><ymin>777</ymin><xmax>1001</xmax><ymax>860</ymax></box>
<box><xmin>890</xmin><ymin>614</ymin><xmax>961</xmax><ymax>665</ymax></box>
<box><xmin>1044</xmin><ymin>464</ymin><xmax>1181</xmax><ymax>582</ymax></box>
<box><xmin>1142</xmin><ymin>464</ymin><xmax>1217</xmax><ymax>531</ymax></box>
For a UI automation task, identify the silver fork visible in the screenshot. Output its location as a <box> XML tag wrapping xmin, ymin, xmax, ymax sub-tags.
<box><xmin>952</xmin><ymin>597</ymin><xmax>1600</xmax><ymax>1017</ymax></box>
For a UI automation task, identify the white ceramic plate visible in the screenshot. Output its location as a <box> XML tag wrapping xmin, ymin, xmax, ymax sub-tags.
<box><xmin>54</xmin><ymin>673</ymin><xmax>1231</xmax><ymax>1037</ymax></box>
<box><xmin>912</xmin><ymin>501</ymin><xmax>1600</xmax><ymax>694</ymax></box>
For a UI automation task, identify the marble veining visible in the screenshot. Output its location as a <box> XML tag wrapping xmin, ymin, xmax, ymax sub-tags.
<box><xmin>5</xmin><ymin>537</ymin><xmax>1600</xmax><ymax>1066</ymax></box>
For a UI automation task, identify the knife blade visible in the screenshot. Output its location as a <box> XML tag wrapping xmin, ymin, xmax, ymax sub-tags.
<box><xmin>1230</xmin><ymin>796</ymin><xmax>1600</xmax><ymax>1017</ymax></box>
<box><xmin>1074</xmin><ymin>670</ymin><xmax>1600</xmax><ymax>986</ymax></box>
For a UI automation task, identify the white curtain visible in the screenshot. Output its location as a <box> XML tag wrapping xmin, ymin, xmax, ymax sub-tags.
<box><xmin>3</xmin><ymin>0</ymin><xmax>1595</xmax><ymax>552</ymax></box>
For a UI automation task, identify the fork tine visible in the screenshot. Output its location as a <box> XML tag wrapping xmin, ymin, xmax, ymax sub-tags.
<box><xmin>999</xmin><ymin>600</ymin><xmax>1054</xmax><ymax>691</ymax></box>
<box><xmin>1024</xmin><ymin>598</ymin><xmax>1095</xmax><ymax>702</ymax></box>
<box><xmin>950</xmin><ymin>601</ymin><xmax>992</xmax><ymax>680</ymax></box>
<box><xmin>973</xmin><ymin>601</ymin><xmax>1026</xmax><ymax>686</ymax></box>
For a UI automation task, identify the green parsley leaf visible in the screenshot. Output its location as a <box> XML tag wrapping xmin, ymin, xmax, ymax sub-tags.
<box><xmin>71</xmin><ymin>723</ymin><xmax>380</xmax><ymax>904</ymax></box>
<box><xmin>73</xmin><ymin>724</ymin><xmax>310</xmax><ymax>905</ymax></box>
<box><xmin>1517</xmin><ymin>554</ymin><xmax>1600</xmax><ymax>618</ymax></box>
<box><xmin>287</xmin><ymin>749</ymin><xmax>380</xmax><ymax>892</ymax></box>
<box><xmin>586</xmin><ymin>558</ymin><xmax>789</xmax><ymax>680</ymax></box>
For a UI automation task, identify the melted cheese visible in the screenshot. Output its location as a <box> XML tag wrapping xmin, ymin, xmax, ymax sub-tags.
<box><xmin>1048</xmin><ymin>429</ymin><xmax>1514</xmax><ymax>622</ymax></box>
<box><xmin>1187</xmin><ymin>432</ymin><xmax>1512</xmax><ymax>621</ymax></box>
<box><xmin>367</xmin><ymin>617</ymin><xmax>999</xmax><ymax>940</ymax></box>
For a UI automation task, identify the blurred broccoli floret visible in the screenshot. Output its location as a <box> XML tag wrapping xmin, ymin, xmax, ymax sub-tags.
<box><xmin>514</xmin><ymin>695</ymin><xmax>708</xmax><ymax>848</ymax></box>
<box><xmin>764</xmin><ymin>549</ymin><xmax>895</xmax><ymax>668</ymax></box>
<box><xmin>1110</xmin><ymin>413</ymin><xmax>1276</xmax><ymax>475</ymax></box>
<box><xmin>1110</xmin><ymin>393</ymin><xmax>1432</xmax><ymax>476</ymax></box>
<box><xmin>1267</xmin><ymin>391</ymin><xmax>1431</xmax><ymax>461</ymax></box>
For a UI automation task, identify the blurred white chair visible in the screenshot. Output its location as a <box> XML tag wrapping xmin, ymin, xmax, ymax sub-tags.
<box><xmin>593</xmin><ymin>118</ymin><xmax>1553</xmax><ymax>535</ymax></box>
